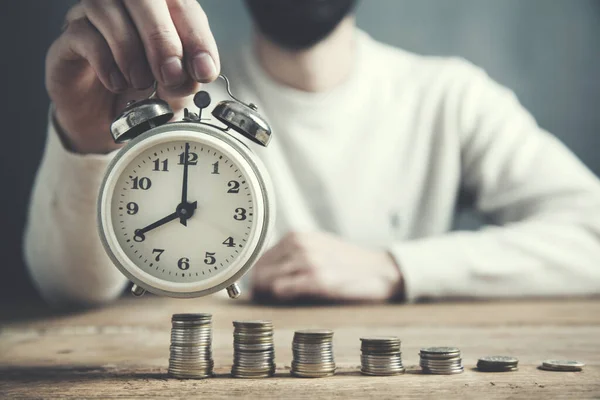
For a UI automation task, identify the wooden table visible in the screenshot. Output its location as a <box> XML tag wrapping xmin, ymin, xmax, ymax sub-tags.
<box><xmin>1</xmin><ymin>296</ymin><xmax>599</xmax><ymax>399</ymax></box>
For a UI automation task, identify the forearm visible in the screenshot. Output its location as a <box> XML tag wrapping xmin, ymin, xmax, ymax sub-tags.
<box><xmin>24</xmin><ymin>113</ymin><xmax>127</xmax><ymax>307</ymax></box>
<box><xmin>391</xmin><ymin>213</ymin><xmax>600</xmax><ymax>302</ymax></box>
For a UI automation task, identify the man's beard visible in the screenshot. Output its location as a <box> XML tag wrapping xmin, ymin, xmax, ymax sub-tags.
<box><xmin>244</xmin><ymin>0</ymin><xmax>358</xmax><ymax>51</ymax></box>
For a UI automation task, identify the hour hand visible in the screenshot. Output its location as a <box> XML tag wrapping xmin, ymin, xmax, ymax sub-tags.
<box><xmin>134</xmin><ymin>211</ymin><xmax>179</xmax><ymax>240</ymax></box>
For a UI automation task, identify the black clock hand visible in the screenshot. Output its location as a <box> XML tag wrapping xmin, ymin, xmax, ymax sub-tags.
<box><xmin>180</xmin><ymin>142</ymin><xmax>191</xmax><ymax>226</ymax></box>
<box><xmin>134</xmin><ymin>211</ymin><xmax>179</xmax><ymax>240</ymax></box>
<box><xmin>181</xmin><ymin>142</ymin><xmax>190</xmax><ymax>204</ymax></box>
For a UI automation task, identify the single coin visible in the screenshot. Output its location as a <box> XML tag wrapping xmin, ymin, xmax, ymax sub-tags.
<box><xmin>294</xmin><ymin>329</ymin><xmax>334</xmax><ymax>336</ymax></box>
<box><xmin>360</xmin><ymin>336</ymin><xmax>401</xmax><ymax>342</ymax></box>
<box><xmin>540</xmin><ymin>360</ymin><xmax>585</xmax><ymax>372</ymax></box>
<box><xmin>420</xmin><ymin>346</ymin><xmax>460</xmax><ymax>354</ymax></box>
<box><xmin>421</xmin><ymin>368</ymin><xmax>464</xmax><ymax>375</ymax></box>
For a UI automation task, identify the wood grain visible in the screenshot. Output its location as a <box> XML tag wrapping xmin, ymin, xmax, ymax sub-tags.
<box><xmin>1</xmin><ymin>296</ymin><xmax>599</xmax><ymax>399</ymax></box>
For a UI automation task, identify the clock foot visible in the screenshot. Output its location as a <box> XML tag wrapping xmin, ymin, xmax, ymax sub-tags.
<box><xmin>226</xmin><ymin>283</ymin><xmax>241</xmax><ymax>299</ymax></box>
<box><xmin>131</xmin><ymin>284</ymin><xmax>146</xmax><ymax>297</ymax></box>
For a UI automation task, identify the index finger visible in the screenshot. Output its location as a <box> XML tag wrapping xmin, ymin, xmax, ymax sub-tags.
<box><xmin>167</xmin><ymin>0</ymin><xmax>220</xmax><ymax>82</ymax></box>
<box><xmin>123</xmin><ymin>0</ymin><xmax>186</xmax><ymax>88</ymax></box>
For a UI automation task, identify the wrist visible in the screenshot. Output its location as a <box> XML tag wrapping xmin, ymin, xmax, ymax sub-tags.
<box><xmin>52</xmin><ymin>106</ymin><xmax>121</xmax><ymax>155</ymax></box>
<box><xmin>382</xmin><ymin>250</ymin><xmax>405</xmax><ymax>301</ymax></box>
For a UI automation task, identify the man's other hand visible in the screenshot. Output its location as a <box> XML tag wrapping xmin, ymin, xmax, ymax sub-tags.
<box><xmin>47</xmin><ymin>0</ymin><xmax>220</xmax><ymax>154</ymax></box>
<box><xmin>251</xmin><ymin>232</ymin><xmax>404</xmax><ymax>303</ymax></box>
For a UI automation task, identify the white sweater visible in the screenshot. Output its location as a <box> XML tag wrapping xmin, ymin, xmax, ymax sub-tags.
<box><xmin>25</xmin><ymin>31</ymin><xmax>600</xmax><ymax>306</ymax></box>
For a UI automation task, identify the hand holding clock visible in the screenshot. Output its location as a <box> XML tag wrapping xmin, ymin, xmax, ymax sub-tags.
<box><xmin>47</xmin><ymin>0</ymin><xmax>220</xmax><ymax>154</ymax></box>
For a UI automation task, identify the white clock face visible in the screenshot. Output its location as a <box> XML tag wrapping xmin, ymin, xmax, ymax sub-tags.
<box><xmin>105</xmin><ymin>131</ymin><xmax>265</xmax><ymax>290</ymax></box>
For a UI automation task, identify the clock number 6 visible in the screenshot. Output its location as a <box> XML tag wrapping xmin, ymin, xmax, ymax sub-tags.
<box><xmin>177</xmin><ymin>257</ymin><xmax>190</xmax><ymax>270</ymax></box>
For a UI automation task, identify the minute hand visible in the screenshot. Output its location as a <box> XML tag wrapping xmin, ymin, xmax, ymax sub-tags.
<box><xmin>181</xmin><ymin>142</ymin><xmax>190</xmax><ymax>204</ymax></box>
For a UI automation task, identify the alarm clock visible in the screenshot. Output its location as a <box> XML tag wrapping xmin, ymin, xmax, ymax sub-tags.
<box><xmin>98</xmin><ymin>75</ymin><xmax>274</xmax><ymax>299</ymax></box>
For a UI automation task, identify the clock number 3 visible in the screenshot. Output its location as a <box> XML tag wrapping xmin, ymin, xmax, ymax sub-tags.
<box><xmin>234</xmin><ymin>208</ymin><xmax>247</xmax><ymax>221</ymax></box>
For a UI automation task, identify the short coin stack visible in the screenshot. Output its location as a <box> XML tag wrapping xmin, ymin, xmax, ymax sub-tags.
<box><xmin>231</xmin><ymin>320</ymin><xmax>276</xmax><ymax>378</ymax></box>
<box><xmin>419</xmin><ymin>347</ymin><xmax>464</xmax><ymax>374</ymax></box>
<box><xmin>291</xmin><ymin>329</ymin><xmax>336</xmax><ymax>378</ymax></box>
<box><xmin>168</xmin><ymin>313</ymin><xmax>214</xmax><ymax>379</ymax></box>
<box><xmin>477</xmin><ymin>356</ymin><xmax>519</xmax><ymax>372</ymax></box>
<box><xmin>540</xmin><ymin>360</ymin><xmax>585</xmax><ymax>372</ymax></box>
<box><xmin>360</xmin><ymin>336</ymin><xmax>405</xmax><ymax>376</ymax></box>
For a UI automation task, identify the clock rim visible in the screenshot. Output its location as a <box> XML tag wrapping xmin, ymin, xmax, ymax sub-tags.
<box><xmin>97</xmin><ymin>122</ymin><xmax>273</xmax><ymax>298</ymax></box>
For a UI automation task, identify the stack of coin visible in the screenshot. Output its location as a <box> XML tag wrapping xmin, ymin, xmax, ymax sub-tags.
<box><xmin>477</xmin><ymin>356</ymin><xmax>519</xmax><ymax>372</ymax></box>
<box><xmin>291</xmin><ymin>329</ymin><xmax>336</xmax><ymax>378</ymax></box>
<box><xmin>360</xmin><ymin>336</ymin><xmax>405</xmax><ymax>376</ymax></box>
<box><xmin>168</xmin><ymin>313</ymin><xmax>214</xmax><ymax>379</ymax></box>
<box><xmin>419</xmin><ymin>347</ymin><xmax>464</xmax><ymax>374</ymax></box>
<box><xmin>540</xmin><ymin>360</ymin><xmax>585</xmax><ymax>372</ymax></box>
<box><xmin>231</xmin><ymin>320</ymin><xmax>276</xmax><ymax>378</ymax></box>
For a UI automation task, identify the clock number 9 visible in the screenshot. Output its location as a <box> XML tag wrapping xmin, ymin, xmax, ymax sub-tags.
<box><xmin>177</xmin><ymin>257</ymin><xmax>190</xmax><ymax>270</ymax></box>
<box><xmin>234</xmin><ymin>208</ymin><xmax>247</xmax><ymax>221</ymax></box>
<box><xmin>126</xmin><ymin>202</ymin><xmax>138</xmax><ymax>215</ymax></box>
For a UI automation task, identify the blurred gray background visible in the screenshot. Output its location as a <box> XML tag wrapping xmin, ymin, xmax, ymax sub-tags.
<box><xmin>1</xmin><ymin>0</ymin><xmax>598</xmax><ymax>303</ymax></box>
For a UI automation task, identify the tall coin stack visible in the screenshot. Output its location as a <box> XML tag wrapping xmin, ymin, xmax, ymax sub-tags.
<box><xmin>168</xmin><ymin>313</ymin><xmax>214</xmax><ymax>379</ymax></box>
<box><xmin>419</xmin><ymin>347</ymin><xmax>464</xmax><ymax>374</ymax></box>
<box><xmin>291</xmin><ymin>329</ymin><xmax>336</xmax><ymax>378</ymax></box>
<box><xmin>231</xmin><ymin>320</ymin><xmax>276</xmax><ymax>378</ymax></box>
<box><xmin>360</xmin><ymin>336</ymin><xmax>405</xmax><ymax>376</ymax></box>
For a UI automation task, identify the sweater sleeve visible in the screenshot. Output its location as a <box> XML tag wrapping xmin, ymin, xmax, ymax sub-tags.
<box><xmin>23</xmin><ymin>110</ymin><xmax>127</xmax><ymax>307</ymax></box>
<box><xmin>389</xmin><ymin>62</ymin><xmax>600</xmax><ymax>302</ymax></box>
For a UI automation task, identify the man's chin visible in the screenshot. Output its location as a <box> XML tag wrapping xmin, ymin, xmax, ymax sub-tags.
<box><xmin>244</xmin><ymin>0</ymin><xmax>358</xmax><ymax>51</ymax></box>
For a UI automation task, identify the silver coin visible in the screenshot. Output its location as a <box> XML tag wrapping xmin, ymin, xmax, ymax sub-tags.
<box><xmin>168</xmin><ymin>372</ymin><xmax>213</xmax><ymax>378</ymax></box>
<box><xmin>540</xmin><ymin>360</ymin><xmax>585</xmax><ymax>372</ymax></box>
<box><xmin>422</xmin><ymin>368</ymin><xmax>464</xmax><ymax>375</ymax></box>
<box><xmin>478</xmin><ymin>356</ymin><xmax>518</xmax><ymax>364</ymax></box>
<box><xmin>362</xmin><ymin>355</ymin><xmax>402</xmax><ymax>361</ymax></box>
<box><xmin>360</xmin><ymin>336</ymin><xmax>401</xmax><ymax>343</ymax></box>
<box><xmin>172</xmin><ymin>313</ymin><xmax>212</xmax><ymax>319</ymax></box>
<box><xmin>295</xmin><ymin>329</ymin><xmax>334</xmax><ymax>336</ymax></box>
<box><xmin>361</xmin><ymin>369</ymin><xmax>405</xmax><ymax>376</ymax></box>
<box><xmin>420</xmin><ymin>358</ymin><xmax>461</xmax><ymax>363</ymax></box>
<box><xmin>420</xmin><ymin>346</ymin><xmax>460</xmax><ymax>354</ymax></box>
<box><xmin>477</xmin><ymin>356</ymin><xmax>518</xmax><ymax>372</ymax></box>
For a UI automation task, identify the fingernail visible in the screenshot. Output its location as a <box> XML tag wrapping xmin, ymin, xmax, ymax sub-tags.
<box><xmin>192</xmin><ymin>52</ymin><xmax>217</xmax><ymax>82</ymax></box>
<box><xmin>160</xmin><ymin>57</ymin><xmax>185</xmax><ymax>87</ymax></box>
<box><xmin>110</xmin><ymin>70</ymin><xmax>127</xmax><ymax>92</ymax></box>
<box><xmin>130</xmin><ymin>62</ymin><xmax>154</xmax><ymax>90</ymax></box>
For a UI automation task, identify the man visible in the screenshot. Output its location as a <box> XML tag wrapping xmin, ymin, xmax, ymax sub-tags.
<box><xmin>25</xmin><ymin>0</ymin><xmax>600</xmax><ymax>307</ymax></box>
